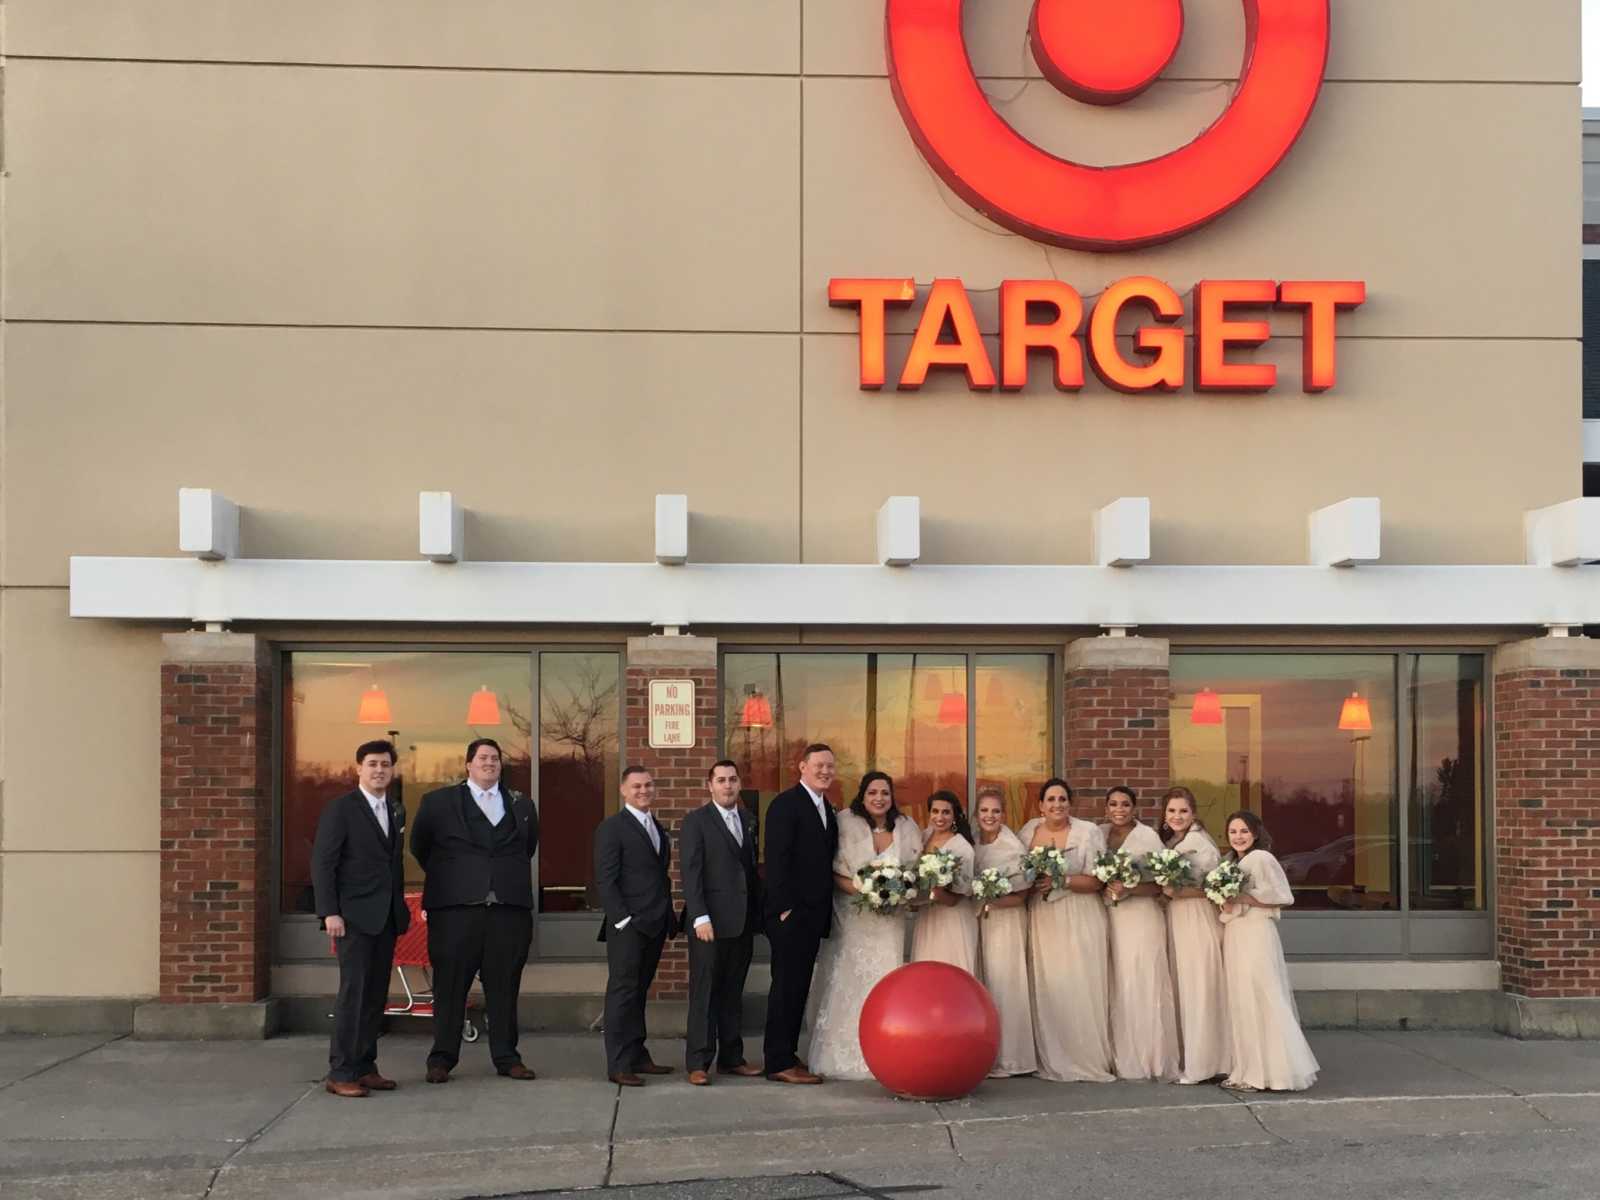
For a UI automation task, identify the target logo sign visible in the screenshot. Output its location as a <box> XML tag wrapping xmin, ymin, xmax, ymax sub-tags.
<box><xmin>886</xmin><ymin>0</ymin><xmax>1330</xmax><ymax>250</ymax></box>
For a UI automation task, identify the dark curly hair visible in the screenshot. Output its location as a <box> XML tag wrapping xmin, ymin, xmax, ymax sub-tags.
<box><xmin>849</xmin><ymin>770</ymin><xmax>901</xmax><ymax>831</ymax></box>
<box><xmin>927</xmin><ymin>789</ymin><xmax>973</xmax><ymax>842</ymax></box>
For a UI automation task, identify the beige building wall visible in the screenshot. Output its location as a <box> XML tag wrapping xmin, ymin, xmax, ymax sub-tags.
<box><xmin>0</xmin><ymin>1</ymin><xmax>1580</xmax><ymax>995</ymax></box>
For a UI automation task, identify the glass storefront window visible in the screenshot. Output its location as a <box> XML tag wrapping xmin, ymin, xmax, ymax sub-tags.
<box><xmin>1408</xmin><ymin>655</ymin><xmax>1485</xmax><ymax>911</ymax></box>
<box><xmin>281</xmin><ymin>651</ymin><xmax>532</xmax><ymax>915</ymax></box>
<box><xmin>1170</xmin><ymin>654</ymin><xmax>1399</xmax><ymax>912</ymax></box>
<box><xmin>537</xmin><ymin>651</ymin><xmax>621</xmax><ymax>913</ymax></box>
<box><xmin>722</xmin><ymin>651</ymin><xmax>1051</xmax><ymax>850</ymax></box>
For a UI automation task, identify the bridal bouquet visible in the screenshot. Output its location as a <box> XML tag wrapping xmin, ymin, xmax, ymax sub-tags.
<box><xmin>971</xmin><ymin>866</ymin><xmax>1013</xmax><ymax>916</ymax></box>
<box><xmin>1022</xmin><ymin>846</ymin><xmax>1072</xmax><ymax>903</ymax></box>
<box><xmin>852</xmin><ymin>860</ymin><xmax>918</xmax><ymax>915</ymax></box>
<box><xmin>1203</xmin><ymin>859</ymin><xmax>1246</xmax><ymax>907</ymax></box>
<box><xmin>915</xmin><ymin>848</ymin><xmax>962</xmax><ymax>893</ymax></box>
<box><xmin>1146</xmin><ymin>847</ymin><xmax>1195</xmax><ymax>889</ymax></box>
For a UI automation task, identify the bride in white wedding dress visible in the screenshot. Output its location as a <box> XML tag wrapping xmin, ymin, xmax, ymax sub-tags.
<box><xmin>805</xmin><ymin>771</ymin><xmax>924</xmax><ymax>1080</ymax></box>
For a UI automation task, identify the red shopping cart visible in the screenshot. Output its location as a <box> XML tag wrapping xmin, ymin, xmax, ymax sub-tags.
<box><xmin>330</xmin><ymin>891</ymin><xmax>480</xmax><ymax>1043</ymax></box>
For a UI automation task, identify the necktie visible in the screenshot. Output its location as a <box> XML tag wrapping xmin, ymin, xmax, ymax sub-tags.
<box><xmin>372</xmin><ymin>800</ymin><xmax>389</xmax><ymax>837</ymax></box>
<box><xmin>724</xmin><ymin>807</ymin><xmax>742</xmax><ymax>846</ymax></box>
<box><xmin>643</xmin><ymin>814</ymin><xmax>660</xmax><ymax>854</ymax></box>
<box><xmin>476</xmin><ymin>787</ymin><xmax>503</xmax><ymax>825</ymax></box>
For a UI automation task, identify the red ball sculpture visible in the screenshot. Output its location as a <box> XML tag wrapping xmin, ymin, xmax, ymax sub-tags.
<box><xmin>858</xmin><ymin>961</ymin><xmax>1000</xmax><ymax>1100</ymax></box>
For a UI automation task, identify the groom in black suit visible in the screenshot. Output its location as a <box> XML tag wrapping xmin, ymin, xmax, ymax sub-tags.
<box><xmin>680</xmin><ymin>760</ymin><xmax>763</xmax><ymax>1084</ymax></box>
<box><xmin>595</xmin><ymin>766</ymin><xmax>678</xmax><ymax>1085</ymax></box>
<box><xmin>762</xmin><ymin>743</ymin><xmax>839</xmax><ymax>1084</ymax></box>
<box><xmin>312</xmin><ymin>739</ymin><xmax>411</xmax><ymax>1097</ymax></box>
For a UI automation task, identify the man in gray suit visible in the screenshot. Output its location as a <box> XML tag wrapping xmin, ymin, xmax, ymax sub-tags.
<box><xmin>680</xmin><ymin>760</ymin><xmax>763</xmax><ymax>1085</ymax></box>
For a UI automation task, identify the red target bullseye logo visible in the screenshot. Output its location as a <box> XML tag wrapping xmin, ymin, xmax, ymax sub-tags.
<box><xmin>886</xmin><ymin>0</ymin><xmax>1330</xmax><ymax>250</ymax></box>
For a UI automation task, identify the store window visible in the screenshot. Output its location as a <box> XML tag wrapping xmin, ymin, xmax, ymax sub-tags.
<box><xmin>281</xmin><ymin>651</ymin><xmax>532</xmax><ymax>917</ymax></box>
<box><xmin>722</xmin><ymin>651</ymin><xmax>1052</xmax><ymax>849</ymax></box>
<box><xmin>1170</xmin><ymin>652</ymin><xmax>1485</xmax><ymax>918</ymax></box>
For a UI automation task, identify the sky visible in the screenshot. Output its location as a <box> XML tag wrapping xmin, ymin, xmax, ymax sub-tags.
<box><xmin>1588</xmin><ymin>0</ymin><xmax>1600</xmax><ymax>106</ymax></box>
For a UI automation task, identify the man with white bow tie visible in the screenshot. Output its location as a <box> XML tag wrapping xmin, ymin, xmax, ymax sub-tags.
<box><xmin>679</xmin><ymin>760</ymin><xmax>763</xmax><ymax>1084</ymax></box>
<box><xmin>594</xmin><ymin>766</ymin><xmax>678</xmax><ymax>1085</ymax></box>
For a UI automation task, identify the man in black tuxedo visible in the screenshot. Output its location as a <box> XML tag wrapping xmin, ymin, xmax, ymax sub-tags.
<box><xmin>762</xmin><ymin>743</ymin><xmax>839</xmax><ymax>1084</ymax></box>
<box><xmin>680</xmin><ymin>760</ymin><xmax>763</xmax><ymax>1085</ymax></box>
<box><xmin>594</xmin><ymin>766</ymin><xmax>677</xmax><ymax>1086</ymax></box>
<box><xmin>313</xmin><ymin>739</ymin><xmax>411</xmax><ymax>1098</ymax></box>
<box><xmin>410</xmin><ymin>737</ymin><xmax>540</xmax><ymax>1083</ymax></box>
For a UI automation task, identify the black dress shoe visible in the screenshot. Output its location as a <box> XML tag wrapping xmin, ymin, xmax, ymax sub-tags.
<box><xmin>635</xmin><ymin>1062</ymin><xmax>673</xmax><ymax>1075</ymax></box>
<box><xmin>425</xmin><ymin>1065</ymin><xmax>451</xmax><ymax>1084</ymax></box>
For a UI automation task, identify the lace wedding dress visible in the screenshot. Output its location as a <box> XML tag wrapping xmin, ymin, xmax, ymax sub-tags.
<box><xmin>805</xmin><ymin>809</ymin><xmax>923</xmax><ymax>1080</ymax></box>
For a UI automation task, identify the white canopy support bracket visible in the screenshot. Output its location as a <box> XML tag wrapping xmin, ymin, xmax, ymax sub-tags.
<box><xmin>419</xmin><ymin>492</ymin><xmax>465</xmax><ymax>563</ymax></box>
<box><xmin>1308</xmin><ymin>497</ymin><xmax>1381</xmax><ymax>567</ymax></box>
<box><xmin>1093</xmin><ymin>497</ymin><xmax>1150</xmax><ymax>568</ymax></box>
<box><xmin>877</xmin><ymin>497</ymin><xmax>921</xmax><ymax>566</ymax></box>
<box><xmin>178</xmin><ymin>488</ymin><xmax>239</xmax><ymax>561</ymax></box>
<box><xmin>655</xmin><ymin>494</ymin><xmax>689</xmax><ymax>565</ymax></box>
<box><xmin>1524</xmin><ymin>498</ymin><xmax>1600</xmax><ymax>567</ymax></box>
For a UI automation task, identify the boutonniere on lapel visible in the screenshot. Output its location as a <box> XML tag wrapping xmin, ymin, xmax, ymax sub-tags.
<box><xmin>389</xmin><ymin>801</ymin><xmax>404</xmax><ymax>835</ymax></box>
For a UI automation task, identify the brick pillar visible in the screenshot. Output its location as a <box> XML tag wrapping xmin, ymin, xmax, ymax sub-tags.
<box><xmin>142</xmin><ymin>631</ymin><xmax>278</xmax><ymax>1038</ymax></box>
<box><xmin>1063</xmin><ymin>636</ymin><xmax>1171</xmax><ymax>822</ymax></box>
<box><xmin>1493</xmin><ymin>636</ymin><xmax>1600</xmax><ymax>1019</ymax></box>
<box><xmin>623</xmin><ymin>635</ymin><xmax>719</xmax><ymax>1002</ymax></box>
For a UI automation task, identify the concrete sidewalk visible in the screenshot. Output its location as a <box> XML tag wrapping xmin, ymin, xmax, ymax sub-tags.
<box><xmin>1</xmin><ymin>1030</ymin><xmax>1598</xmax><ymax>1199</ymax></box>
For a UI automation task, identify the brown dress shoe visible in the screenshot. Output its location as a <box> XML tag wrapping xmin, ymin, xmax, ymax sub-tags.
<box><xmin>687</xmin><ymin>1069</ymin><xmax>710</xmax><ymax>1086</ymax></box>
<box><xmin>610</xmin><ymin>1072</ymin><xmax>644</xmax><ymax>1087</ymax></box>
<box><xmin>635</xmin><ymin>1062</ymin><xmax>673</xmax><ymax>1075</ymax></box>
<box><xmin>766</xmin><ymin>1066</ymin><xmax>823</xmax><ymax>1085</ymax></box>
<box><xmin>425</xmin><ymin>1065</ymin><xmax>451</xmax><ymax>1084</ymax></box>
<box><xmin>498</xmin><ymin>1063</ymin><xmax>537</xmax><ymax>1080</ymax></box>
<box><xmin>324</xmin><ymin>1078</ymin><xmax>369</xmax><ymax>1098</ymax></box>
<box><xmin>719</xmin><ymin>1062</ymin><xmax>764</xmax><ymax>1077</ymax></box>
<box><xmin>356</xmin><ymin>1073</ymin><xmax>397</xmax><ymax>1091</ymax></box>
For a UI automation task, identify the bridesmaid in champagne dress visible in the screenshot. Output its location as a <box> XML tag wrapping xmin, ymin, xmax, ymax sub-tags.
<box><xmin>1218</xmin><ymin>810</ymin><xmax>1320</xmax><ymax>1092</ymax></box>
<box><xmin>911</xmin><ymin>791</ymin><xmax>979</xmax><ymax>974</ymax></box>
<box><xmin>1101</xmin><ymin>786</ymin><xmax>1181</xmax><ymax>1081</ymax></box>
<box><xmin>1020</xmin><ymin>777</ymin><xmax>1113</xmax><ymax>1083</ymax></box>
<box><xmin>1159</xmin><ymin>786</ymin><xmax>1231</xmax><ymax>1084</ymax></box>
<box><xmin>970</xmin><ymin>786</ymin><xmax>1036</xmax><ymax>1078</ymax></box>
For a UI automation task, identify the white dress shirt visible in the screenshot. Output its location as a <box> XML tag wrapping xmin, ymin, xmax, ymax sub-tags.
<box><xmin>693</xmin><ymin>802</ymin><xmax>744</xmax><ymax>930</ymax></box>
<box><xmin>468</xmin><ymin>780</ymin><xmax>505</xmax><ymax>826</ymax></box>
<box><xmin>801</xmin><ymin>781</ymin><xmax>831</xmax><ymax>828</ymax></box>
<box><xmin>359</xmin><ymin>787</ymin><xmax>389</xmax><ymax>837</ymax></box>
<box><xmin>614</xmin><ymin>804</ymin><xmax>660</xmax><ymax>930</ymax></box>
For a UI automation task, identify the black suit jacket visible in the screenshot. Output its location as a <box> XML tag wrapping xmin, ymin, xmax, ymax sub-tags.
<box><xmin>410</xmin><ymin>782</ymin><xmax>539</xmax><ymax>911</ymax></box>
<box><xmin>312</xmin><ymin>789</ymin><xmax>411</xmax><ymax>937</ymax></box>
<box><xmin>594</xmin><ymin>808</ymin><xmax>674</xmax><ymax>942</ymax></box>
<box><xmin>761</xmin><ymin>784</ymin><xmax>838</xmax><ymax>935</ymax></box>
<box><xmin>681</xmin><ymin>801</ymin><xmax>759</xmax><ymax>939</ymax></box>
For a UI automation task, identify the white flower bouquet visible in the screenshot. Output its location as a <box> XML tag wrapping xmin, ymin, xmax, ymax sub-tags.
<box><xmin>1022</xmin><ymin>846</ymin><xmax>1072</xmax><ymax>903</ymax></box>
<box><xmin>1146</xmin><ymin>847</ymin><xmax>1195</xmax><ymax>889</ymax></box>
<box><xmin>915</xmin><ymin>848</ymin><xmax>962</xmax><ymax>893</ymax></box>
<box><xmin>852</xmin><ymin>859</ymin><xmax>918</xmax><ymax>915</ymax></box>
<box><xmin>1203</xmin><ymin>859</ymin><xmax>1246</xmax><ymax>907</ymax></box>
<box><xmin>971</xmin><ymin>866</ymin><xmax>1013</xmax><ymax>916</ymax></box>
<box><xmin>1092</xmin><ymin>848</ymin><xmax>1143</xmax><ymax>905</ymax></box>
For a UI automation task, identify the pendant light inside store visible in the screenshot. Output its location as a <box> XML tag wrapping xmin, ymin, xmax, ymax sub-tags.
<box><xmin>1337</xmin><ymin>691</ymin><xmax>1372</xmax><ymax>732</ymax></box>
<box><xmin>1190</xmin><ymin>688</ymin><xmax>1223</xmax><ymax>725</ymax></box>
<box><xmin>740</xmin><ymin>687</ymin><xmax>774</xmax><ymax>729</ymax></box>
<box><xmin>356</xmin><ymin>685</ymin><xmax>392</xmax><ymax>725</ymax></box>
<box><xmin>466</xmin><ymin>685</ymin><xmax>502</xmax><ymax>726</ymax></box>
<box><xmin>936</xmin><ymin>690</ymin><xmax>968</xmax><ymax>727</ymax></box>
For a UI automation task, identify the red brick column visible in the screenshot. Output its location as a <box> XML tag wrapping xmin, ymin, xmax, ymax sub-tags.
<box><xmin>623</xmin><ymin>635</ymin><xmax>719</xmax><ymax>1002</ymax></box>
<box><xmin>154</xmin><ymin>632</ymin><xmax>274</xmax><ymax>1019</ymax></box>
<box><xmin>1493</xmin><ymin>636</ymin><xmax>1600</xmax><ymax>1005</ymax></box>
<box><xmin>1063</xmin><ymin>636</ymin><xmax>1171</xmax><ymax>823</ymax></box>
